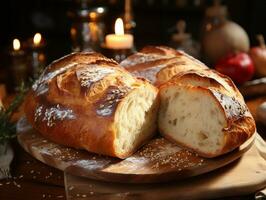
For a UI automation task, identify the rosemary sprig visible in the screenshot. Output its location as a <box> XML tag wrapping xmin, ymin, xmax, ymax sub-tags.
<box><xmin>0</xmin><ymin>83</ymin><xmax>29</xmax><ymax>144</ymax></box>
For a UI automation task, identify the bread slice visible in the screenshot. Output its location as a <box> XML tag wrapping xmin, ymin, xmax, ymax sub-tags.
<box><xmin>114</xmin><ymin>83</ymin><xmax>159</xmax><ymax>157</ymax></box>
<box><xmin>25</xmin><ymin>52</ymin><xmax>159</xmax><ymax>159</ymax></box>
<box><xmin>158</xmin><ymin>72</ymin><xmax>255</xmax><ymax>158</ymax></box>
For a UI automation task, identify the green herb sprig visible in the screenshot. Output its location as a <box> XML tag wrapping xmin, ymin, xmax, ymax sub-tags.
<box><xmin>0</xmin><ymin>83</ymin><xmax>29</xmax><ymax>144</ymax></box>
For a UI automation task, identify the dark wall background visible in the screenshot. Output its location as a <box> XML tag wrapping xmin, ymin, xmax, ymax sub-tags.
<box><xmin>1</xmin><ymin>0</ymin><xmax>266</xmax><ymax>62</ymax></box>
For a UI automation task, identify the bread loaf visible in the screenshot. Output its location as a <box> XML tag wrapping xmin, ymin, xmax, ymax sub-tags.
<box><xmin>158</xmin><ymin>69</ymin><xmax>255</xmax><ymax>158</ymax></box>
<box><xmin>24</xmin><ymin>52</ymin><xmax>159</xmax><ymax>159</ymax></box>
<box><xmin>120</xmin><ymin>46</ymin><xmax>208</xmax><ymax>85</ymax></box>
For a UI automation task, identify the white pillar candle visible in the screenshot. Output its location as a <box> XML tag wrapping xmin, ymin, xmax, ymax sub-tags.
<box><xmin>106</xmin><ymin>18</ymin><xmax>133</xmax><ymax>49</ymax></box>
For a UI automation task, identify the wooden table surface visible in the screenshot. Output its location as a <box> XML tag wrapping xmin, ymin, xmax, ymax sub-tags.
<box><xmin>0</xmin><ymin>96</ymin><xmax>266</xmax><ymax>200</ymax></box>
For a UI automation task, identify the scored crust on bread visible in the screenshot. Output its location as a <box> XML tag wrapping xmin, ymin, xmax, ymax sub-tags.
<box><xmin>170</xmin><ymin>69</ymin><xmax>245</xmax><ymax>101</ymax></box>
<box><xmin>158</xmin><ymin>70</ymin><xmax>256</xmax><ymax>158</ymax></box>
<box><xmin>25</xmin><ymin>52</ymin><xmax>159</xmax><ymax>159</ymax></box>
<box><xmin>120</xmin><ymin>46</ymin><xmax>208</xmax><ymax>85</ymax></box>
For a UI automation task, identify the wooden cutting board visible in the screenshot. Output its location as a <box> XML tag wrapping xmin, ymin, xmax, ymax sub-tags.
<box><xmin>17</xmin><ymin>117</ymin><xmax>254</xmax><ymax>183</ymax></box>
<box><xmin>64</xmin><ymin>135</ymin><xmax>266</xmax><ymax>200</ymax></box>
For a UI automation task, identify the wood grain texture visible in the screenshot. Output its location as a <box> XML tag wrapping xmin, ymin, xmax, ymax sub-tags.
<box><xmin>64</xmin><ymin>135</ymin><xmax>266</xmax><ymax>200</ymax></box>
<box><xmin>17</xmin><ymin>117</ymin><xmax>255</xmax><ymax>184</ymax></box>
<box><xmin>0</xmin><ymin>139</ymin><xmax>65</xmax><ymax>200</ymax></box>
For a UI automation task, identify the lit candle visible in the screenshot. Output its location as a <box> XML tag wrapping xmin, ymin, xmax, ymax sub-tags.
<box><xmin>106</xmin><ymin>18</ymin><xmax>133</xmax><ymax>49</ymax></box>
<box><xmin>11</xmin><ymin>38</ymin><xmax>24</xmax><ymax>57</ymax></box>
<box><xmin>33</xmin><ymin>32</ymin><xmax>42</xmax><ymax>47</ymax></box>
<box><xmin>13</xmin><ymin>38</ymin><xmax>21</xmax><ymax>52</ymax></box>
<box><xmin>30</xmin><ymin>33</ymin><xmax>46</xmax><ymax>78</ymax></box>
<box><xmin>9</xmin><ymin>38</ymin><xmax>28</xmax><ymax>90</ymax></box>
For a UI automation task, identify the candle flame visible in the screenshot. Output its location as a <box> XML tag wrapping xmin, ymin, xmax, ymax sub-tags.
<box><xmin>33</xmin><ymin>33</ymin><xmax>42</xmax><ymax>45</ymax></box>
<box><xmin>115</xmin><ymin>18</ymin><xmax>124</xmax><ymax>35</ymax></box>
<box><xmin>13</xmin><ymin>38</ymin><xmax>20</xmax><ymax>51</ymax></box>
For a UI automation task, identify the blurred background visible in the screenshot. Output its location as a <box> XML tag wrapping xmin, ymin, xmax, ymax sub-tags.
<box><xmin>1</xmin><ymin>0</ymin><xmax>266</xmax><ymax>92</ymax></box>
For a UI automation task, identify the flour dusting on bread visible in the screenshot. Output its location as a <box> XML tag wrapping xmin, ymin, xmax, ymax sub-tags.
<box><xmin>25</xmin><ymin>52</ymin><xmax>159</xmax><ymax>159</ymax></box>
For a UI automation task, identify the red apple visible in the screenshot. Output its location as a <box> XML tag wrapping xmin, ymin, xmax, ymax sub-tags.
<box><xmin>215</xmin><ymin>52</ymin><xmax>255</xmax><ymax>85</ymax></box>
<box><xmin>249</xmin><ymin>35</ymin><xmax>266</xmax><ymax>77</ymax></box>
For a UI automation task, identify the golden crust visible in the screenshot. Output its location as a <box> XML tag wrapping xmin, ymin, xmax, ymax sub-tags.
<box><xmin>209</xmin><ymin>89</ymin><xmax>255</xmax><ymax>157</ymax></box>
<box><xmin>156</xmin><ymin>63</ymin><xmax>207</xmax><ymax>86</ymax></box>
<box><xmin>121</xmin><ymin>46</ymin><xmax>207</xmax><ymax>85</ymax></box>
<box><xmin>25</xmin><ymin>52</ymin><xmax>158</xmax><ymax>159</ymax></box>
<box><xmin>164</xmin><ymin>69</ymin><xmax>244</xmax><ymax>100</ymax></box>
